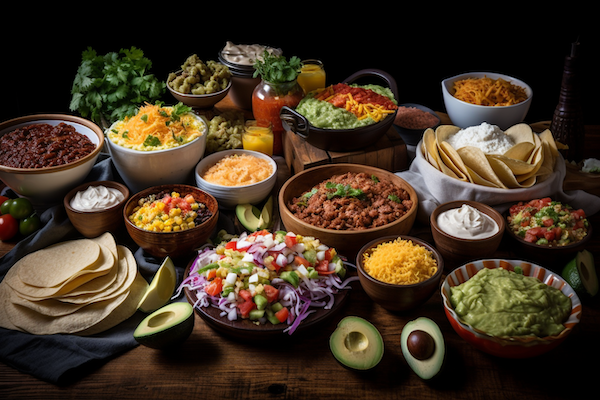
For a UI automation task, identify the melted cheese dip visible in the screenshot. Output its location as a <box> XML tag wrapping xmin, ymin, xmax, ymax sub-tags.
<box><xmin>202</xmin><ymin>153</ymin><xmax>273</xmax><ymax>186</ymax></box>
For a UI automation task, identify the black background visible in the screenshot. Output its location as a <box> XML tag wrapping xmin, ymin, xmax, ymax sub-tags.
<box><xmin>1</xmin><ymin>7</ymin><xmax>597</xmax><ymax>126</ymax></box>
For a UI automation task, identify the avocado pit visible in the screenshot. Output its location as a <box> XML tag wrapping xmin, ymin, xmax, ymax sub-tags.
<box><xmin>407</xmin><ymin>329</ymin><xmax>435</xmax><ymax>360</ymax></box>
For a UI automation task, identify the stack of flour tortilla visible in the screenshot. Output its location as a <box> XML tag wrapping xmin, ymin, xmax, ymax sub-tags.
<box><xmin>0</xmin><ymin>232</ymin><xmax>147</xmax><ymax>336</ymax></box>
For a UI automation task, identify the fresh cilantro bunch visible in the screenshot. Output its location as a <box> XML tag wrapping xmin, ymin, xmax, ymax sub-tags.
<box><xmin>69</xmin><ymin>46</ymin><xmax>166</xmax><ymax>129</ymax></box>
<box><xmin>253</xmin><ymin>50</ymin><xmax>302</xmax><ymax>85</ymax></box>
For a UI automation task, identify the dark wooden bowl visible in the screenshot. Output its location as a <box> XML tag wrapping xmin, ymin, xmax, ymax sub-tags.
<box><xmin>278</xmin><ymin>163</ymin><xmax>418</xmax><ymax>260</ymax></box>
<box><xmin>123</xmin><ymin>184</ymin><xmax>219</xmax><ymax>260</ymax></box>
<box><xmin>356</xmin><ymin>235</ymin><xmax>444</xmax><ymax>312</ymax></box>
<box><xmin>64</xmin><ymin>180</ymin><xmax>130</xmax><ymax>239</ymax></box>
<box><xmin>430</xmin><ymin>200</ymin><xmax>505</xmax><ymax>264</ymax></box>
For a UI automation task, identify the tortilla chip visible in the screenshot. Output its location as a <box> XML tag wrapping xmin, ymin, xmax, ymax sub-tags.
<box><xmin>457</xmin><ymin>146</ymin><xmax>507</xmax><ymax>188</ymax></box>
<box><xmin>503</xmin><ymin>142</ymin><xmax>536</xmax><ymax>161</ymax></box>
<box><xmin>438</xmin><ymin>141</ymin><xmax>471</xmax><ymax>182</ymax></box>
<box><xmin>487</xmin><ymin>157</ymin><xmax>536</xmax><ymax>188</ymax></box>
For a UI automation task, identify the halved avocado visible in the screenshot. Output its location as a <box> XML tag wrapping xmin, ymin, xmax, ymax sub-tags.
<box><xmin>329</xmin><ymin>316</ymin><xmax>384</xmax><ymax>370</ymax></box>
<box><xmin>562</xmin><ymin>249</ymin><xmax>598</xmax><ymax>298</ymax></box>
<box><xmin>134</xmin><ymin>302</ymin><xmax>194</xmax><ymax>349</ymax></box>
<box><xmin>138</xmin><ymin>256</ymin><xmax>177</xmax><ymax>313</ymax></box>
<box><xmin>236</xmin><ymin>203</ymin><xmax>262</xmax><ymax>232</ymax></box>
<box><xmin>400</xmin><ymin>317</ymin><xmax>445</xmax><ymax>380</ymax></box>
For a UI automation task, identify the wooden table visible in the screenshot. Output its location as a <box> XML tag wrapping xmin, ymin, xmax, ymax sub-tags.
<box><xmin>1</xmin><ymin>97</ymin><xmax>599</xmax><ymax>399</ymax></box>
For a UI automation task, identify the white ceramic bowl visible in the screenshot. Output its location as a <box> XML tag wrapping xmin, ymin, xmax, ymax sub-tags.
<box><xmin>106</xmin><ymin>114</ymin><xmax>208</xmax><ymax>194</ymax></box>
<box><xmin>0</xmin><ymin>114</ymin><xmax>104</xmax><ymax>203</ymax></box>
<box><xmin>194</xmin><ymin>149</ymin><xmax>277</xmax><ymax>209</ymax></box>
<box><xmin>441</xmin><ymin>72</ymin><xmax>533</xmax><ymax>130</ymax></box>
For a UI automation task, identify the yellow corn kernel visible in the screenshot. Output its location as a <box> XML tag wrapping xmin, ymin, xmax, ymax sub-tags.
<box><xmin>169</xmin><ymin>207</ymin><xmax>181</xmax><ymax>217</ymax></box>
<box><xmin>191</xmin><ymin>203</ymin><xmax>199</xmax><ymax>210</ymax></box>
<box><xmin>163</xmin><ymin>226</ymin><xmax>172</xmax><ymax>232</ymax></box>
<box><xmin>188</xmin><ymin>222</ymin><xmax>196</xmax><ymax>228</ymax></box>
<box><xmin>174</xmin><ymin>216</ymin><xmax>183</xmax><ymax>225</ymax></box>
<box><xmin>188</xmin><ymin>211</ymin><xmax>198</xmax><ymax>219</ymax></box>
<box><xmin>161</xmin><ymin>213</ymin><xmax>169</xmax><ymax>221</ymax></box>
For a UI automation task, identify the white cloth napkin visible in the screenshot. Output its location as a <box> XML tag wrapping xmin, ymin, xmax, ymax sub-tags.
<box><xmin>397</xmin><ymin>140</ymin><xmax>600</xmax><ymax>224</ymax></box>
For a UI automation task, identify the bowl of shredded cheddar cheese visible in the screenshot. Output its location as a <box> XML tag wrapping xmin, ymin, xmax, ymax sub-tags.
<box><xmin>356</xmin><ymin>235</ymin><xmax>443</xmax><ymax>312</ymax></box>
<box><xmin>441</xmin><ymin>72</ymin><xmax>532</xmax><ymax>130</ymax></box>
<box><xmin>106</xmin><ymin>102</ymin><xmax>208</xmax><ymax>193</ymax></box>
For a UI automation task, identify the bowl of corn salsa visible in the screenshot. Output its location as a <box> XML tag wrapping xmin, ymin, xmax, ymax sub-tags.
<box><xmin>106</xmin><ymin>103</ymin><xmax>208</xmax><ymax>193</ymax></box>
<box><xmin>124</xmin><ymin>184</ymin><xmax>219</xmax><ymax>259</ymax></box>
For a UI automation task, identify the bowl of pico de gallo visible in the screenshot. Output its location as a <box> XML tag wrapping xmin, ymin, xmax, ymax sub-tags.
<box><xmin>504</xmin><ymin>197</ymin><xmax>592</xmax><ymax>266</ymax></box>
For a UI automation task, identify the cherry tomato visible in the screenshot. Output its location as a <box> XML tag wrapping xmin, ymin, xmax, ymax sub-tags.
<box><xmin>0</xmin><ymin>214</ymin><xmax>19</xmax><ymax>241</ymax></box>
<box><xmin>0</xmin><ymin>196</ymin><xmax>9</xmax><ymax>213</ymax></box>
<box><xmin>9</xmin><ymin>197</ymin><xmax>34</xmax><ymax>220</ymax></box>
<box><xmin>19</xmin><ymin>214</ymin><xmax>42</xmax><ymax>237</ymax></box>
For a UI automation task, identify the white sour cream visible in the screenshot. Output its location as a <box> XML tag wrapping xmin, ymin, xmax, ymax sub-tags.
<box><xmin>445</xmin><ymin>122</ymin><xmax>515</xmax><ymax>155</ymax></box>
<box><xmin>70</xmin><ymin>185</ymin><xmax>125</xmax><ymax>212</ymax></box>
<box><xmin>436</xmin><ymin>204</ymin><xmax>499</xmax><ymax>240</ymax></box>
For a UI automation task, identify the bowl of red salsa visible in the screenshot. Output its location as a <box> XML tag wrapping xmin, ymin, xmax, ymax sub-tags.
<box><xmin>280</xmin><ymin>69</ymin><xmax>399</xmax><ymax>152</ymax></box>
<box><xmin>504</xmin><ymin>197</ymin><xmax>592</xmax><ymax>265</ymax></box>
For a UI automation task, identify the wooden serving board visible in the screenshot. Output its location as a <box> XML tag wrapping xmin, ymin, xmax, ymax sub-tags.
<box><xmin>283</xmin><ymin>126</ymin><xmax>409</xmax><ymax>174</ymax></box>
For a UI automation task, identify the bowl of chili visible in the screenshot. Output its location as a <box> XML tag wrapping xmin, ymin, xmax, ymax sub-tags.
<box><xmin>280</xmin><ymin>69</ymin><xmax>399</xmax><ymax>152</ymax></box>
<box><xmin>0</xmin><ymin>114</ymin><xmax>104</xmax><ymax>204</ymax></box>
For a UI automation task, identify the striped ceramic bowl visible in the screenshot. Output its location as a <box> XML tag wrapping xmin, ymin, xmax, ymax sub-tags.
<box><xmin>441</xmin><ymin>259</ymin><xmax>581</xmax><ymax>358</ymax></box>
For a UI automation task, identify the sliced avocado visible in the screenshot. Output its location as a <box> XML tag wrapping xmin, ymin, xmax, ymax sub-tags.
<box><xmin>134</xmin><ymin>302</ymin><xmax>194</xmax><ymax>349</ymax></box>
<box><xmin>258</xmin><ymin>195</ymin><xmax>274</xmax><ymax>230</ymax></box>
<box><xmin>235</xmin><ymin>203</ymin><xmax>262</xmax><ymax>232</ymax></box>
<box><xmin>329</xmin><ymin>316</ymin><xmax>384</xmax><ymax>370</ymax></box>
<box><xmin>562</xmin><ymin>249</ymin><xmax>598</xmax><ymax>298</ymax></box>
<box><xmin>400</xmin><ymin>317</ymin><xmax>445</xmax><ymax>380</ymax></box>
<box><xmin>138</xmin><ymin>256</ymin><xmax>177</xmax><ymax>313</ymax></box>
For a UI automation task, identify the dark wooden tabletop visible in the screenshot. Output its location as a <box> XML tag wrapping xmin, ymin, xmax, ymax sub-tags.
<box><xmin>1</xmin><ymin>98</ymin><xmax>599</xmax><ymax>399</ymax></box>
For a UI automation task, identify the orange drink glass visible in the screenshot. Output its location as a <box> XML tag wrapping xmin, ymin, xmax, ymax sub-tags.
<box><xmin>298</xmin><ymin>60</ymin><xmax>326</xmax><ymax>94</ymax></box>
<box><xmin>243</xmin><ymin>120</ymin><xmax>274</xmax><ymax>156</ymax></box>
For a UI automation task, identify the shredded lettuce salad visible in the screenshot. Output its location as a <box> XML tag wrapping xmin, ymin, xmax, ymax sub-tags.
<box><xmin>174</xmin><ymin>230</ymin><xmax>359</xmax><ymax>334</ymax></box>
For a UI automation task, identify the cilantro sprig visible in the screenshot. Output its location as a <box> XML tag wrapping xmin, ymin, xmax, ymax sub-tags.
<box><xmin>325</xmin><ymin>182</ymin><xmax>365</xmax><ymax>200</ymax></box>
<box><xmin>253</xmin><ymin>50</ymin><xmax>302</xmax><ymax>85</ymax></box>
<box><xmin>70</xmin><ymin>46</ymin><xmax>165</xmax><ymax>129</ymax></box>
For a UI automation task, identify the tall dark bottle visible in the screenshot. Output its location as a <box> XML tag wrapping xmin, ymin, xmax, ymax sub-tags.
<box><xmin>550</xmin><ymin>40</ymin><xmax>585</xmax><ymax>162</ymax></box>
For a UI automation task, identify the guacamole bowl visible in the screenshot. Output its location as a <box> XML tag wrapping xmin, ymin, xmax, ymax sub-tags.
<box><xmin>441</xmin><ymin>259</ymin><xmax>581</xmax><ymax>358</ymax></box>
<box><xmin>280</xmin><ymin>69</ymin><xmax>398</xmax><ymax>152</ymax></box>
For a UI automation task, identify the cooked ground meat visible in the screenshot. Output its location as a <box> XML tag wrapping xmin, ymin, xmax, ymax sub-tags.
<box><xmin>287</xmin><ymin>172</ymin><xmax>413</xmax><ymax>230</ymax></box>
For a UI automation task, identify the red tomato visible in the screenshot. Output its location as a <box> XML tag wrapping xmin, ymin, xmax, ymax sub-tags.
<box><xmin>239</xmin><ymin>289</ymin><xmax>253</xmax><ymax>302</ymax></box>
<box><xmin>0</xmin><ymin>214</ymin><xmax>18</xmax><ymax>241</ymax></box>
<box><xmin>204</xmin><ymin>277</ymin><xmax>223</xmax><ymax>297</ymax></box>
<box><xmin>544</xmin><ymin>230</ymin><xmax>555</xmax><ymax>241</ymax></box>
<box><xmin>238</xmin><ymin>300</ymin><xmax>256</xmax><ymax>319</ymax></box>
<box><xmin>294</xmin><ymin>255</ymin><xmax>311</xmax><ymax>268</ymax></box>
<box><xmin>316</xmin><ymin>260</ymin><xmax>336</xmax><ymax>275</ymax></box>
<box><xmin>263</xmin><ymin>285</ymin><xmax>279</xmax><ymax>303</ymax></box>
<box><xmin>274</xmin><ymin>307</ymin><xmax>289</xmax><ymax>323</ymax></box>
<box><xmin>571</xmin><ymin>209</ymin><xmax>586</xmax><ymax>220</ymax></box>
<box><xmin>542</xmin><ymin>218</ymin><xmax>555</xmax><ymax>227</ymax></box>
<box><xmin>284</xmin><ymin>234</ymin><xmax>297</xmax><ymax>249</ymax></box>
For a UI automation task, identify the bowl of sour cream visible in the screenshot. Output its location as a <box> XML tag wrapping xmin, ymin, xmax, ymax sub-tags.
<box><xmin>64</xmin><ymin>180</ymin><xmax>130</xmax><ymax>238</ymax></box>
<box><xmin>430</xmin><ymin>200</ymin><xmax>504</xmax><ymax>264</ymax></box>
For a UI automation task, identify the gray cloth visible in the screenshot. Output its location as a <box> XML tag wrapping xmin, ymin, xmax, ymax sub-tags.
<box><xmin>0</xmin><ymin>155</ymin><xmax>160</xmax><ymax>384</ymax></box>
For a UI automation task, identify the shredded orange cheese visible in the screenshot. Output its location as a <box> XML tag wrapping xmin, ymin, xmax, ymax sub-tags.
<box><xmin>108</xmin><ymin>103</ymin><xmax>204</xmax><ymax>150</ymax></box>
<box><xmin>313</xmin><ymin>85</ymin><xmax>396</xmax><ymax>122</ymax></box>
<box><xmin>362</xmin><ymin>238</ymin><xmax>438</xmax><ymax>285</ymax></box>
<box><xmin>201</xmin><ymin>154</ymin><xmax>273</xmax><ymax>187</ymax></box>
<box><xmin>452</xmin><ymin>76</ymin><xmax>528</xmax><ymax>106</ymax></box>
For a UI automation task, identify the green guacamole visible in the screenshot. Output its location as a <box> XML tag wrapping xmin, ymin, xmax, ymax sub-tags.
<box><xmin>450</xmin><ymin>268</ymin><xmax>571</xmax><ymax>337</ymax></box>
<box><xmin>295</xmin><ymin>84</ymin><xmax>396</xmax><ymax>130</ymax></box>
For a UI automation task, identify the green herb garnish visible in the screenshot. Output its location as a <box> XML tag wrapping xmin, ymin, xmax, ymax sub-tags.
<box><xmin>371</xmin><ymin>175</ymin><xmax>379</xmax><ymax>183</ymax></box>
<box><xmin>70</xmin><ymin>46</ymin><xmax>165</xmax><ymax>129</ymax></box>
<box><xmin>253</xmin><ymin>50</ymin><xmax>302</xmax><ymax>84</ymax></box>
<box><xmin>325</xmin><ymin>182</ymin><xmax>364</xmax><ymax>200</ymax></box>
<box><xmin>387</xmin><ymin>194</ymin><xmax>401</xmax><ymax>203</ymax></box>
<box><xmin>143</xmin><ymin>135</ymin><xmax>161</xmax><ymax>147</ymax></box>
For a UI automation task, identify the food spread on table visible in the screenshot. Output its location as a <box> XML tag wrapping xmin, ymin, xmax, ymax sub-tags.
<box><xmin>0</xmin><ymin>40</ymin><xmax>598</xmax><ymax>383</ymax></box>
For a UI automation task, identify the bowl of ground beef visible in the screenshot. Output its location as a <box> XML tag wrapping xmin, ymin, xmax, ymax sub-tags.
<box><xmin>0</xmin><ymin>114</ymin><xmax>104</xmax><ymax>203</ymax></box>
<box><xmin>279</xmin><ymin>163</ymin><xmax>418</xmax><ymax>260</ymax></box>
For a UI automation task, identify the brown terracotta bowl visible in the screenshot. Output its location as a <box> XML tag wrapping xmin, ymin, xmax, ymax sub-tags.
<box><xmin>430</xmin><ymin>200</ymin><xmax>505</xmax><ymax>263</ymax></box>
<box><xmin>356</xmin><ymin>235</ymin><xmax>444</xmax><ymax>312</ymax></box>
<box><xmin>64</xmin><ymin>180</ymin><xmax>130</xmax><ymax>239</ymax></box>
<box><xmin>278</xmin><ymin>163</ymin><xmax>418</xmax><ymax>260</ymax></box>
<box><xmin>123</xmin><ymin>184</ymin><xmax>219</xmax><ymax>259</ymax></box>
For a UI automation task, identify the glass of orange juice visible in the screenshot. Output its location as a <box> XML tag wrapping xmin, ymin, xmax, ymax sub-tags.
<box><xmin>298</xmin><ymin>59</ymin><xmax>326</xmax><ymax>94</ymax></box>
<box><xmin>243</xmin><ymin>120</ymin><xmax>274</xmax><ymax>156</ymax></box>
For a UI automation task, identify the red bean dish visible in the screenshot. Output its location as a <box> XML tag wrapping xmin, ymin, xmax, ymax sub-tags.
<box><xmin>0</xmin><ymin>123</ymin><xmax>96</xmax><ymax>168</ymax></box>
<box><xmin>287</xmin><ymin>172</ymin><xmax>413</xmax><ymax>230</ymax></box>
